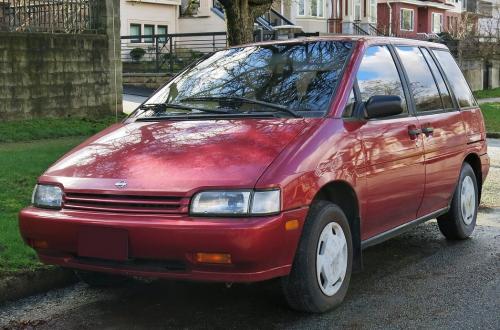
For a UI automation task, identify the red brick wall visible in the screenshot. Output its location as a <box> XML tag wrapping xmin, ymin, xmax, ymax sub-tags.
<box><xmin>422</xmin><ymin>7</ymin><xmax>446</xmax><ymax>33</ymax></box>
<box><xmin>444</xmin><ymin>12</ymin><xmax>461</xmax><ymax>33</ymax></box>
<box><xmin>378</xmin><ymin>3</ymin><xmax>419</xmax><ymax>38</ymax></box>
<box><xmin>377</xmin><ymin>3</ymin><xmax>450</xmax><ymax>37</ymax></box>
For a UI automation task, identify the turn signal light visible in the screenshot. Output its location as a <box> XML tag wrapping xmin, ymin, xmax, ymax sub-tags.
<box><xmin>285</xmin><ymin>219</ymin><xmax>300</xmax><ymax>231</ymax></box>
<box><xmin>30</xmin><ymin>239</ymin><xmax>49</xmax><ymax>249</ymax></box>
<box><xmin>195</xmin><ymin>253</ymin><xmax>231</xmax><ymax>264</ymax></box>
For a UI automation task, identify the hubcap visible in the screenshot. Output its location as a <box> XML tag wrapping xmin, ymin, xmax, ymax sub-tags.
<box><xmin>460</xmin><ymin>175</ymin><xmax>476</xmax><ymax>225</ymax></box>
<box><xmin>316</xmin><ymin>222</ymin><xmax>348</xmax><ymax>297</ymax></box>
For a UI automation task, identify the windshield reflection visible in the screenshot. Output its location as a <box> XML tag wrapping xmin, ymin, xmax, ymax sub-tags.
<box><xmin>132</xmin><ymin>41</ymin><xmax>353</xmax><ymax>119</ymax></box>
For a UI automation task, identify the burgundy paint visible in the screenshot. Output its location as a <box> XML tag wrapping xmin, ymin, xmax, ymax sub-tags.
<box><xmin>19</xmin><ymin>37</ymin><xmax>489</xmax><ymax>282</ymax></box>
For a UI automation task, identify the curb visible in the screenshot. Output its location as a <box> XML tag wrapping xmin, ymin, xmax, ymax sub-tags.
<box><xmin>0</xmin><ymin>267</ymin><xmax>77</xmax><ymax>305</ymax></box>
<box><xmin>487</xmin><ymin>133</ymin><xmax>500</xmax><ymax>139</ymax></box>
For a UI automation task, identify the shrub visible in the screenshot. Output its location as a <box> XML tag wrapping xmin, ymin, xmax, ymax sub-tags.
<box><xmin>130</xmin><ymin>48</ymin><xmax>147</xmax><ymax>62</ymax></box>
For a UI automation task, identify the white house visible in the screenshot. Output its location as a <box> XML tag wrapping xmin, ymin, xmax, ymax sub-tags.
<box><xmin>121</xmin><ymin>0</ymin><xmax>180</xmax><ymax>37</ymax></box>
<box><xmin>120</xmin><ymin>0</ymin><xmax>378</xmax><ymax>37</ymax></box>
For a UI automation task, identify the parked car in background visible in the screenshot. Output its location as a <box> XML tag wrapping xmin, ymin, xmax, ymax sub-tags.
<box><xmin>19</xmin><ymin>36</ymin><xmax>489</xmax><ymax>313</ymax></box>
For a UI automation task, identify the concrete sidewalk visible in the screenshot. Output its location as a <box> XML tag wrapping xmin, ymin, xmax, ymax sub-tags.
<box><xmin>122</xmin><ymin>85</ymin><xmax>152</xmax><ymax>115</ymax></box>
<box><xmin>123</xmin><ymin>94</ymin><xmax>147</xmax><ymax>115</ymax></box>
<box><xmin>478</xmin><ymin>97</ymin><xmax>500</xmax><ymax>104</ymax></box>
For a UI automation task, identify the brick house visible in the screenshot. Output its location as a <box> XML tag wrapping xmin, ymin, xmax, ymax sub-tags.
<box><xmin>377</xmin><ymin>0</ymin><xmax>463</xmax><ymax>38</ymax></box>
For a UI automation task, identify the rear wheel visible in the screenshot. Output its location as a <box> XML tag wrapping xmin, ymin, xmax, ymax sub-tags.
<box><xmin>282</xmin><ymin>201</ymin><xmax>353</xmax><ymax>313</ymax></box>
<box><xmin>75</xmin><ymin>270</ymin><xmax>129</xmax><ymax>287</ymax></box>
<box><xmin>437</xmin><ymin>163</ymin><xmax>478</xmax><ymax>240</ymax></box>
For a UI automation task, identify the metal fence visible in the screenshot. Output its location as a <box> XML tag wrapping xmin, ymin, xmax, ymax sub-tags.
<box><xmin>121</xmin><ymin>31</ymin><xmax>324</xmax><ymax>74</ymax></box>
<box><xmin>121</xmin><ymin>32</ymin><xmax>228</xmax><ymax>74</ymax></box>
<box><xmin>0</xmin><ymin>0</ymin><xmax>98</xmax><ymax>33</ymax></box>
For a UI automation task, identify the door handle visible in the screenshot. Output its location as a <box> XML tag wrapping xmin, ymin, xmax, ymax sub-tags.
<box><xmin>422</xmin><ymin>126</ymin><xmax>434</xmax><ymax>136</ymax></box>
<box><xmin>408</xmin><ymin>127</ymin><xmax>422</xmax><ymax>138</ymax></box>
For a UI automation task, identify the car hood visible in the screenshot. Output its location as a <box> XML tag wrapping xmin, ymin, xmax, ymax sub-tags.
<box><xmin>42</xmin><ymin>119</ymin><xmax>312</xmax><ymax>194</ymax></box>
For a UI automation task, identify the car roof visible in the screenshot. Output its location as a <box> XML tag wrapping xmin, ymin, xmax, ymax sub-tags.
<box><xmin>239</xmin><ymin>35</ymin><xmax>449</xmax><ymax>50</ymax></box>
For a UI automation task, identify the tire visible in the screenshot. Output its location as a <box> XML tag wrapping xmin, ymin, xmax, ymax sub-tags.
<box><xmin>75</xmin><ymin>270</ymin><xmax>129</xmax><ymax>287</ymax></box>
<box><xmin>282</xmin><ymin>201</ymin><xmax>353</xmax><ymax>313</ymax></box>
<box><xmin>437</xmin><ymin>162</ymin><xmax>479</xmax><ymax>240</ymax></box>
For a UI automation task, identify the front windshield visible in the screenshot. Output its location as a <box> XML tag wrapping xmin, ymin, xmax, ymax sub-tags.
<box><xmin>131</xmin><ymin>40</ymin><xmax>353</xmax><ymax>119</ymax></box>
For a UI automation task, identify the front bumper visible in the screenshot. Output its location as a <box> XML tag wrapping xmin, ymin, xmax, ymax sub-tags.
<box><xmin>19</xmin><ymin>207</ymin><xmax>308</xmax><ymax>282</ymax></box>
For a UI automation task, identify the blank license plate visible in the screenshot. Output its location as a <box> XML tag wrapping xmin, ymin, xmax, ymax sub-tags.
<box><xmin>78</xmin><ymin>227</ymin><xmax>129</xmax><ymax>261</ymax></box>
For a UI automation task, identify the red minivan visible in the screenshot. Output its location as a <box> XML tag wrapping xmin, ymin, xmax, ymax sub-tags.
<box><xmin>19</xmin><ymin>37</ymin><xmax>489</xmax><ymax>312</ymax></box>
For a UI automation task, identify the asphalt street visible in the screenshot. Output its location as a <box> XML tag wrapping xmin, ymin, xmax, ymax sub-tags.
<box><xmin>1</xmin><ymin>141</ymin><xmax>499</xmax><ymax>330</ymax></box>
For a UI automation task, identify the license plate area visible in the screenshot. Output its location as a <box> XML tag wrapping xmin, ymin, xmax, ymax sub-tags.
<box><xmin>78</xmin><ymin>227</ymin><xmax>129</xmax><ymax>261</ymax></box>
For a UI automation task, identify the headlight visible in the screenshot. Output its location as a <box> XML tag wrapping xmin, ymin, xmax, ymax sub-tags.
<box><xmin>191</xmin><ymin>189</ymin><xmax>280</xmax><ymax>216</ymax></box>
<box><xmin>32</xmin><ymin>184</ymin><xmax>63</xmax><ymax>209</ymax></box>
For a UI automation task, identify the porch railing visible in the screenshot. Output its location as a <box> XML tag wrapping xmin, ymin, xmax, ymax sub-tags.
<box><xmin>352</xmin><ymin>21</ymin><xmax>369</xmax><ymax>35</ymax></box>
<box><xmin>368</xmin><ymin>23</ymin><xmax>386</xmax><ymax>36</ymax></box>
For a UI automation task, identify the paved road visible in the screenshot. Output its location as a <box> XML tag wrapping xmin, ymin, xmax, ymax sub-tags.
<box><xmin>1</xmin><ymin>143</ymin><xmax>499</xmax><ymax>330</ymax></box>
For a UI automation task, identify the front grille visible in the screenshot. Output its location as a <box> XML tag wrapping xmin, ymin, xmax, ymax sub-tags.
<box><xmin>63</xmin><ymin>192</ymin><xmax>188</xmax><ymax>214</ymax></box>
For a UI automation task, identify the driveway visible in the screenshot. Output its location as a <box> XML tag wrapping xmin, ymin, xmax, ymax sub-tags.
<box><xmin>1</xmin><ymin>142</ymin><xmax>499</xmax><ymax>330</ymax></box>
<box><xmin>123</xmin><ymin>94</ymin><xmax>146</xmax><ymax>115</ymax></box>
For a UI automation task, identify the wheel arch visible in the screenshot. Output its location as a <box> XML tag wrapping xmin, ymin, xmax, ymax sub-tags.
<box><xmin>312</xmin><ymin>180</ymin><xmax>363</xmax><ymax>272</ymax></box>
<box><xmin>463</xmin><ymin>152</ymin><xmax>483</xmax><ymax>201</ymax></box>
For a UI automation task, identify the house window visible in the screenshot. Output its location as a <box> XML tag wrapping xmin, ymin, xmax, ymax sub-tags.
<box><xmin>432</xmin><ymin>13</ymin><xmax>443</xmax><ymax>33</ymax></box>
<box><xmin>297</xmin><ymin>0</ymin><xmax>325</xmax><ymax>17</ymax></box>
<box><xmin>157</xmin><ymin>25</ymin><xmax>168</xmax><ymax>43</ymax></box>
<box><xmin>354</xmin><ymin>0</ymin><xmax>361</xmax><ymax>20</ymax></box>
<box><xmin>400</xmin><ymin>8</ymin><xmax>414</xmax><ymax>31</ymax></box>
<box><xmin>144</xmin><ymin>25</ymin><xmax>154</xmax><ymax>43</ymax></box>
<box><xmin>130</xmin><ymin>24</ymin><xmax>141</xmax><ymax>43</ymax></box>
<box><xmin>298</xmin><ymin>0</ymin><xmax>305</xmax><ymax>15</ymax></box>
<box><xmin>370</xmin><ymin>0</ymin><xmax>377</xmax><ymax>21</ymax></box>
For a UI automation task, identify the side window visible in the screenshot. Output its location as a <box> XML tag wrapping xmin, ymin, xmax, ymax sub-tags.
<box><xmin>144</xmin><ymin>25</ymin><xmax>155</xmax><ymax>43</ymax></box>
<box><xmin>396</xmin><ymin>46</ymin><xmax>442</xmax><ymax>112</ymax></box>
<box><xmin>432</xmin><ymin>50</ymin><xmax>477</xmax><ymax>108</ymax></box>
<box><xmin>357</xmin><ymin>46</ymin><xmax>407</xmax><ymax>114</ymax></box>
<box><xmin>420</xmin><ymin>48</ymin><xmax>454</xmax><ymax>109</ymax></box>
<box><xmin>343</xmin><ymin>89</ymin><xmax>356</xmax><ymax>118</ymax></box>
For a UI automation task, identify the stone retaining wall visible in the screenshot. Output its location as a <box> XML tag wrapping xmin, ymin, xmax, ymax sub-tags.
<box><xmin>0</xmin><ymin>0</ymin><xmax>122</xmax><ymax>121</ymax></box>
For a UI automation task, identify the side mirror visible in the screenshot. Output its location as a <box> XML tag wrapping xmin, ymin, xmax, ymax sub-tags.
<box><xmin>365</xmin><ymin>95</ymin><xmax>403</xmax><ymax>119</ymax></box>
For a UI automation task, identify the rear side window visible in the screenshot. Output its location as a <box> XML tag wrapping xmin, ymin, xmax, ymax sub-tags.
<box><xmin>396</xmin><ymin>46</ymin><xmax>442</xmax><ymax>112</ymax></box>
<box><xmin>420</xmin><ymin>48</ymin><xmax>454</xmax><ymax>109</ymax></box>
<box><xmin>432</xmin><ymin>50</ymin><xmax>477</xmax><ymax>108</ymax></box>
<box><xmin>357</xmin><ymin>46</ymin><xmax>407</xmax><ymax>113</ymax></box>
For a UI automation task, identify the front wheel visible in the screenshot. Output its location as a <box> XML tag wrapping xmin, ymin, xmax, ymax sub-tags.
<box><xmin>437</xmin><ymin>163</ymin><xmax>479</xmax><ymax>240</ymax></box>
<box><xmin>282</xmin><ymin>201</ymin><xmax>353</xmax><ymax>313</ymax></box>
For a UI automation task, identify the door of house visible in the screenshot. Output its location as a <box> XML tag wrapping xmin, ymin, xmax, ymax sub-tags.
<box><xmin>329</xmin><ymin>0</ymin><xmax>343</xmax><ymax>33</ymax></box>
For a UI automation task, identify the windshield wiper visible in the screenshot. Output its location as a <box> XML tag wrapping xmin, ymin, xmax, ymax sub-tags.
<box><xmin>179</xmin><ymin>96</ymin><xmax>300</xmax><ymax>118</ymax></box>
<box><xmin>136</xmin><ymin>103</ymin><xmax>232</xmax><ymax>116</ymax></box>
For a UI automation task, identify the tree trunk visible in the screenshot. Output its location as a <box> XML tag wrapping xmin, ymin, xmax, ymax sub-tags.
<box><xmin>220</xmin><ymin>0</ymin><xmax>274</xmax><ymax>46</ymax></box>
<box><xmin>225</xmin><ymin>0</ymin><xmax>255</xmax><ymax>46</ymax></box>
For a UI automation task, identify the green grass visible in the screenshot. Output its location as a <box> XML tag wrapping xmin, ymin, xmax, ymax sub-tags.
<box><xmin>481</xmin><ymin>103</ymin><xmax>500</xmax><ymax>133</ymax></box>
<box><xmin>0</xmin><ymin>116</ymin><xmax>123</xmax><ymax>143</ymax></box>
<box><xmin>474</xmin><ymin>87</ymin><xmax>500</xmax><ymax>100</ymax></box>
<box><xmin>0</xmin><ymin>137</ymin><xmax>85</xmax><ymax>273</ymax></box>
